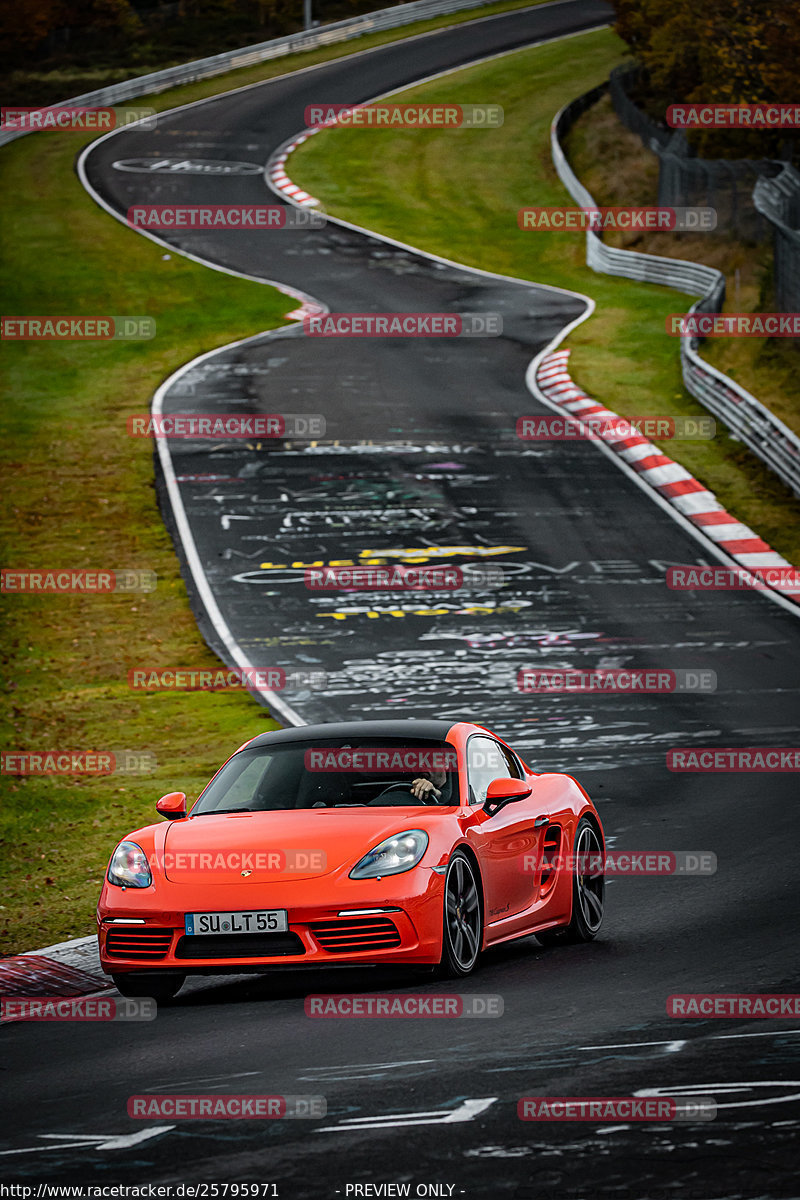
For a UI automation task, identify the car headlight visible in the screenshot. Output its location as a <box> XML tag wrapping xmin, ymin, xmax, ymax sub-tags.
<box><xmin>107</xmin><ymin>840</ymin><xmax>152</xmax><ymax>888</ymax></box>
<box><xmin>350</xmin><ymin>830</ymin><xmax>429</xmax><ymax>879</ymax></box>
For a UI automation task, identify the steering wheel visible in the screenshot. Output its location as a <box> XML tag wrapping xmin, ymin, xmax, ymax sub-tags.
<box><xmin>369</xmin><ymin>782</ymin><xmax>438</xmax><ymax>806</ymax></box>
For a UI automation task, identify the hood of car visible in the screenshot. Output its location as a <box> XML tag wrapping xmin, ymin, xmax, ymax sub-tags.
<box><xmin>160</xmin><ymin>807</ymin><xmax>438</xmax><ymax>883</ymax></box>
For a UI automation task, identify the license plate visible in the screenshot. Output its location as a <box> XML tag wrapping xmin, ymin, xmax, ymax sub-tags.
<box><xmin>185</xmin><ymin>909</ymin><xmax>288</xmax><ymax>936</ymax></box>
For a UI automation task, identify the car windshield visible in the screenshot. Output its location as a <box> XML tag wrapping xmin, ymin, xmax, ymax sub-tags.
<box><xmin>191</xmin><ymin>737</ymin><xmax>460</xmax><ymax>814</ymax></box>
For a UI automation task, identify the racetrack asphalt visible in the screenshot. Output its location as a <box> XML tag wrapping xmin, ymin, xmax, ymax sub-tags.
<box><xmin>3</xmin><ymin>2</ymin><xmax>800</xmax><ymax>1193</ymax></box>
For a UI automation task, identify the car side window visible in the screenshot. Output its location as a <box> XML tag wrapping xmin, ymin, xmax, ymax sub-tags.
<box><xmin>466</xmin><ymin>736</ymin><xmax>521</xmax><ymax>805</ymax></box>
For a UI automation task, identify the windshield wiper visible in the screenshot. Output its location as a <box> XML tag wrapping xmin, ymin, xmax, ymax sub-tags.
<box><xmin>197</xmin><ymin>807</ymin><xmax>255</xmax><ymax>816</ymax></box>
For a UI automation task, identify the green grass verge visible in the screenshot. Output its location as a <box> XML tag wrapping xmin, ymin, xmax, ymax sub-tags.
<box><xmin>0</xmin><ymin>130</ymin><xmax>294</xmax><ymax>953</ymax></box>
<box><xmin>289</xmin><ymin>26</ymin><xmax>800</xmax><ymax>565</ymax></box>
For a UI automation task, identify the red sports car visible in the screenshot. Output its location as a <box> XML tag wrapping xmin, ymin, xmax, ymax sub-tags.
<box><xmin>98</xmin><ymin>719</ymin><xmax>605</xmax><ymax>1000</ymax></box>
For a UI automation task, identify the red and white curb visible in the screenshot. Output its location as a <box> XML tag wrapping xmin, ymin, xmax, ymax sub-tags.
<box><xmin>266</xmin><ymin>128</ymin><xmax>328</xmax><ymax>319</ymax></box>
<box><xmin>536</xmin><ymin>348</ymin><xmax>799</xmax><ymax>602</ymax></box>
<box><xmin>0</xmin><ymin>935</ymin><xmax>111</xmax><ymax>999</ymax></box>
<box><xmin>268</xmin><ymin>128</ymin><xmax>323</xmax><ymax>207</ymax></box>
<box><xmin>285</xmin><ymin>296</ymin><xmax>326</xmax><ymax>320</ymax></box>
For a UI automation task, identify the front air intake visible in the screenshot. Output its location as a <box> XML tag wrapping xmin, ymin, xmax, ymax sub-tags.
<box><xmin>174</xmin><ymin>932</ymin><xmax>305</xmax><ymax>959</ymax></box>
<box><xmin>106</xmin><ymin>927</ymin><xmax>173</xmax><ymax>960</ymax></box>
<box><xmin>309</xmin><ymin>916</ymin><xmax>401</xmax><ymax>953</ymax></box>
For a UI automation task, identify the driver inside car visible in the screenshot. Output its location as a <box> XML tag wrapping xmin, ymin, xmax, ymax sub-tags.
<box><xmin>409</xmin><ymin>765</ymin><xmax>452</xmax><ymax>804</ymax></box>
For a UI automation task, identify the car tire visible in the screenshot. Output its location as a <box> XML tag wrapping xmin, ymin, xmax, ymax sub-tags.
<box><xmin>111</xmin><ymin>972</ymin><xmax>186</xmax><ymax>1002</ymax></box>
<box><xmin>537</xmin><ymin>817</ymin><xmax>604</xmax><ymax>945</ymax></box>
<box><xmin>439</xmin><ymin>850</ymin><xmax>483</xmax><ymax>977</ymax></box>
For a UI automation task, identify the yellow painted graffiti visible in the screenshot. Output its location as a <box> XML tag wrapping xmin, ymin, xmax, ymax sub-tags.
<box><xmin>317</xmin><ymin>603</ymin><xmax>530</xmax><ymax>620</ymax></box>
<box><xmin>358</xmin><ymin>545</ymin><xmax>526</xmax><ymax>564</ymax></box>
<box><xmin>259</xmin><ymin>545</ymin><xmax>526</xmax><ymax>569</ymax></box>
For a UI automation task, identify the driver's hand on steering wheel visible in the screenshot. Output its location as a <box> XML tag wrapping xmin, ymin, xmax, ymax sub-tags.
<box><xmin>410</xmin><ymin>777</ymin><xmax>441</xmax><ymax>802</ymax></box>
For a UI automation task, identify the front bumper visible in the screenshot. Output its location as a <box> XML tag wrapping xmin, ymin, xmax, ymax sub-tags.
<box><xmin>98</xmin><ymin>870</ymin><xmax>444</xmax><ymax>974</ymax></box>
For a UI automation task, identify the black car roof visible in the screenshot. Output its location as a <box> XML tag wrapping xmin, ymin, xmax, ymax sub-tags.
<box><xmin>246</xmin><ymin>719</ymin><xmax>459</xmax><ymax>749</ymax></box>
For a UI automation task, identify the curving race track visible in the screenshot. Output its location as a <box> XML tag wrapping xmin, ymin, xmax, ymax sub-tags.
<box><xmin>4</xmin><ymin>2</ymin><xmax>800</xmax><ymax>1194</ymax></box>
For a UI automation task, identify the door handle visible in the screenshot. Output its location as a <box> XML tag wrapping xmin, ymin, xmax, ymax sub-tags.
<box><xmin>534</xmin><ymin>815</ymin><xmax>550</xmax><ymax>827</ymax></box>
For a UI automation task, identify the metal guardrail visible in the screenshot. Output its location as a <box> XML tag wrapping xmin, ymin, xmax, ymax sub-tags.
<box><xmin>0</xmin><ymin>0</ymin><xmax>499</xmax><ymax>149</ymax></box>
<box><xmin>551</xmin><ymin>88</ymin><xmax>800</xmax><ymax>501</ymax></box>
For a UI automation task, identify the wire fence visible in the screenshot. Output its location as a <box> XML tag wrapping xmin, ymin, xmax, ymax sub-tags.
<box><xmin>551</xmin><ymin>88</ymin><xmax>800</xmax><ymax>501</ymax></box>
<box><xmin>754</xmin><ymin>165</ymin><xmax>800</xmax><ymax>313</ymax></box>
<box><xmin>607</xmin><ymin>64</ymin><xmax>674</xmax><ymax>151</ymax></box>
<box><xmin>609</xmin><ymin>65</ymin><xmax>783</xmax><ymax>243</ymax></box>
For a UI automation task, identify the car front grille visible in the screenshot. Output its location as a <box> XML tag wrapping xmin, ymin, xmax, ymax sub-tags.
<box><xmin>105</xmin><ymin>927</ymin><xmax>173</xmax><ymax>960</ymax></box>
<box><xmin>174</xmin><ymin>932</ymin><xmax>306</xmax><ymax>960</ymax></box>
<box><xmin>309</xmin><ymin>916</ymin><xmax>402</xmax><ymax>953</ymax></box>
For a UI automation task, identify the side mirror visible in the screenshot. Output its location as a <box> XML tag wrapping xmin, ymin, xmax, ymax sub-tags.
<box><xmin>483</xmin><ymin>777</ymin><xmax>532</xmax><ymax>815</ymax></box>
<box><xmin>156</xmin><ymin>791</ymin><xmax>187</xmax><ymax>820</ymax></box>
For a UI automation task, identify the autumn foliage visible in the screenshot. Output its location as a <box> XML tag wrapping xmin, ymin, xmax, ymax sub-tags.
<box><xmin>610</xmin><ymin>0</ymin><xmax>800</xmax><ymax>158</ymax></box>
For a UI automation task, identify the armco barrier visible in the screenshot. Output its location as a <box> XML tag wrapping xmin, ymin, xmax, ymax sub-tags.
<box><xmin>551</xmin><ymin>88</ymin><xmax>800</xmax><ymax>501</ymax></box>
<box><xmin>0</xmin><ymin>0</ymin><xmax>500</xmax><ymax>150</ymax></box>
